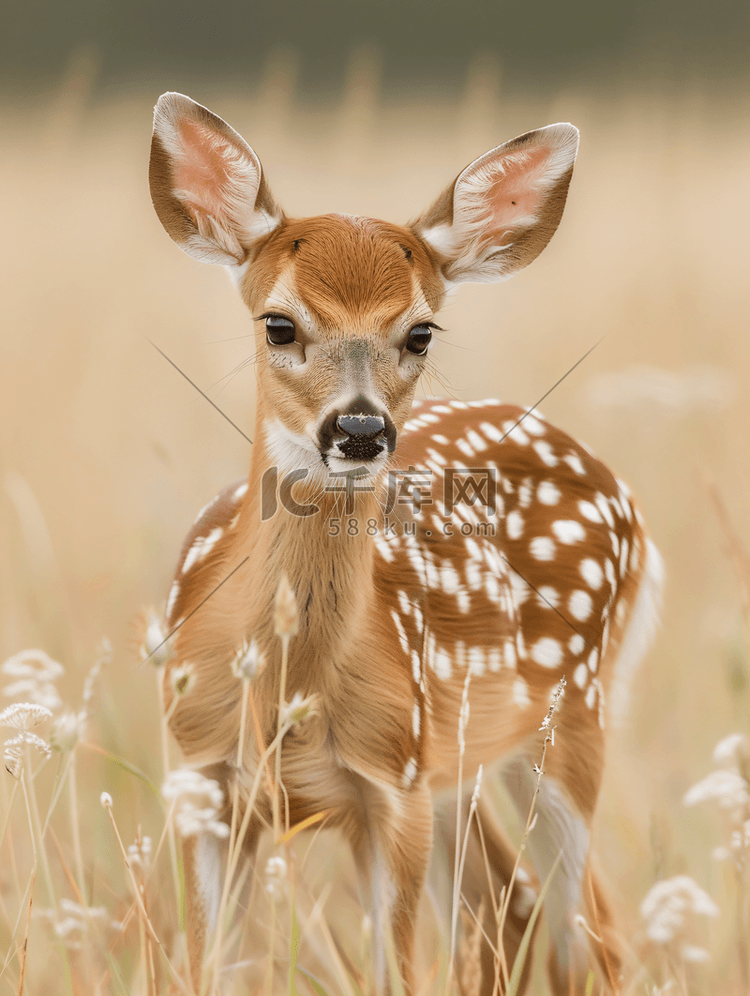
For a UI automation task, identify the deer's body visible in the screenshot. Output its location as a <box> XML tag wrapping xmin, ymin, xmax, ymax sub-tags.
<box><xmin>149</xmin><ymin>94</ymin><xmax>662</xmax><ymax>994</ymax></box>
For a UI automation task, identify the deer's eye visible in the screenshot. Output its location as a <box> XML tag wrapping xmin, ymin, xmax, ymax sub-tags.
<box><xmin>405</xmin><ymin>325</ymin><xmax>433</xmax><ymax>355</ymax></box>
<box><xmin>265</xmin><ymin>315</ymin><xmax>296</xmax><ymax>345</ymax></box>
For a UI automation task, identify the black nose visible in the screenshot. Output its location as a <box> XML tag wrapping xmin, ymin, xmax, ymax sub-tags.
<box><xmin>319</xmin><ymin>395</ymin><xmax>397</xmax><ymax>462</ymax></box>
<box><xmin>336</xmin><ymin>413</ymin><xmax>385</xmax><ymax>438</ymax></box>
<box><xmin>337</xmin><ymin>413</ymin><xmax>385</xmax><ymax>461</ymax></box>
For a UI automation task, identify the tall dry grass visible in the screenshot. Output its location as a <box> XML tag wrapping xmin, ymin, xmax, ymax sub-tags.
<box><xmin>1</xmin><ymin>54</ymin><xmax>750</xmax><ymax>993</ymax></box>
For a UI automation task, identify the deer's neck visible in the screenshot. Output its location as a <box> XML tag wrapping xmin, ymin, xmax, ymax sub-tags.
<box><xmin>238</xmin><ymin>436</ymin><xmax>381</xmax><ymax>695</ymax></box>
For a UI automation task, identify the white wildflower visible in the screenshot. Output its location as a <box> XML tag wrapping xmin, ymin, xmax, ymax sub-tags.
<box><xmin>730</xmin><ymin>821</ymin><xmax>750</xmax><ymax>853</ymax></box>
<box><xmin>681</xmin><ymin>944</ymin><xmax>710</xmax><ymax>963</ymax></box>
<box><xmin>127</xmin><ymin>835</ymin><xmax>152</xmax><ymax>872</ymax></box>
<box><xmin>683</xmin><ymin>769</ymin><xmax>749</xmax><ymax>811</ymax></box>
<box><xmin>4</xmin><ymin>730</ymin><xmax>52</xmax><ymax>778</ymax></box>
<box><xmin>713</xmin><ymin>733</ymin><xmax>750</xmax><ymax>770</ymax></box>
<box><xmin>170</xmin><ymin>662</ymin><xmax>196</xmax><ymax>697</ymax></box>
<box><xmin>2</xmin><ymin>649</ymin><xmax>64</xmax><ymax>711</ymax></box>
<box><xmin>280</xmin><ymin>691</ymin><xmax>319</xmax><ymax>728</ymax></box>
<box><xmin>162</xmin><ymin>769</ymin><xmax>224</xmax><ymax>809</ymax></box>
<box><xmin>141</xmin><ymin>613</ymin><xmax>171</xmax><ymax>668</ymax></box>
<box><xmin>175</xmin><ymin>804</ymin><xmax>230</xmax><ymax>839</ymax></box>
<box><xmin>231</xmin><ymin>638</ymin><xmax>264</xmax><ymax>682</ymax></box>
<box><xmin>0</xmin><ymin>702</ymin><xmax>53</xmax><ymax>730</ymax></box>
<box><xmin>36</xmin><ymin>899</ymin><xmax>121</xmax><ymax>950</ymax></box>
<box><xmin>264</xmin><ymin>855</ymin><xmax>288</xmax><ymax>900</ymax></box>
<box><xmin>4</xmin><ymin>747</ymin><xmax>22</xmax><ymax>778</ymax></box>
<box><xmin>100</xmin><ymin>791</ymin><xmax>112</xmax><ymax>808</ymax></box>
<box><xmin>162</xmin><ymin>768</ymin><xmax>229</xmax><ymax>840</ymax></box>
<box><xmin>640</xmin><ymin>875</ymin><xmax>719</xmax><ymax>945</ymax></box>
<box><xmin>49</xmin><ymin>710</ymin><xmax>80</xmax><ymax>753</ymax></box>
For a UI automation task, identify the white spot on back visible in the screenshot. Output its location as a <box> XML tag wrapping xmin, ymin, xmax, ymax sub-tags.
<box><xmin>537</xmin><ymin>585</ymin><xmax>559</xmax><ymax>609</ymax></box>
<box><xmin>518</xmin><ymin>478</ymin><xmax>534</xmax><ymax>508</ymax></box>
<box><xmin>488</xmin><ymin>647</ymin><xmax>502</xmax><ymax>672</ymax></box>
<box><xmin>374</xmin><ymin>535</ymin><xmax>395</xmax><ymax>563</ymax></box>
<box><xmin>390</xmin><ymin>610</ymin><xmax>409</xmax><ymax>654</ymax></box>
<box><xmin>578</xmin><ymin>500</ymin><xmax>602</xmax><ymax>523</ymax></box>
<box><xmin>411</xmin><ymin>650</ymin><xmax>421</xmax><ymax>683</ymax></box>
<box><xmin>532</xmin><ymin>440</ymin><xmax>558</xmax><ymax>466</ymax></box>
<box><xmin>431</xmin><ymin>433</ymin><xmax>449</xmax><ymax>445</ymax></box>
<box><xmin>512</xmin><ymin>678</ymin><xmax>531</xmax><ymax>707</ymax></box>
<box><xmin>182</xmin><ymin>527</ymin><xmax>224</xmax><ymax>574</ymax></box>
<box><xmin>502</xmin><ymin>421</ymin><xmax>530</xmax><ymax>445</ymax></box>
<box><xmin>551</xmin><ymin>520</ymin><xmax>586</xmax><ymax>544</ymax></box>
<box><xmin>531</xmin><ymin>637</ymin><xmax>563</xmax><ymax>668</ymax></box>
<box><xmin>521</xmin><ymin>414</ymin><xmax>545</xmax><ymax>436</ymax></box>
<box><xmin>432</xmin><ymin>645</ymin><xmax>452</xmax><ymax>681</ymax></box>
<box><xmin>604</xmin><ymin>558</ymin><xmax>616</xmax><ymax>589</ymax></box>
<box><xmin>466</xmin><ymin>429</ymin><xmax>488</xmax><ymax>452</ymax></box>
<box><xmin>537</xmin><ymin>480</ymin><xmax>561</xmax><ymax>505</ymax></box>
<box><xmin>573</xmin><ymin>663</ymin><xmax>588</xmax><ymax>689</ymax></box>
<box><xmin>563</xmin><ymin>452</ymin><xmax>585</xmax><ymax>475</ymax></box>
<box><xmin>506</xmin><ymin>510</ymin><xmax>524</xmax><ymax>540</ymax></box>
<box><xmin>580</xmin><ymin>558</ymin><xmax>604</xmax><ymax>590</ymax></box>
<box><xmin>569</xmin><ymin>634</ymin><xmax>585</xmax><ymax>655</ymax></box>
<box><xmin>480</xmin><ymin>421</ymin><xmax>504</xmax><ymax>444</ymax></box>
<box><xmin>530</xmin><ymin>536</ymin><xmax>556</xmax><ymax>561</ymax></box>
<box><xmin>568</xmin><ymin>590</ymin><xmax>593</xmax><ymax>621</ymax></box>
<box><xmin>468</xmin><ymin>646</ymin><xmax>486</xmax><ymax>677</ymax></box>
<box><xmin>595</xmin><ymin>493</ymin><xmax>615</xmax><ymax>528</ymax></box>
<box><xmin>166</xmin><ymin>581</ymin><xmax>180</xmax><ymax>621</ymax></box>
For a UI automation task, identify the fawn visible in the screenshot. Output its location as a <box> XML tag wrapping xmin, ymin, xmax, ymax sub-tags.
<box><xmin>149</xmin><ymin>92</ymin><xmax>663</xmax><ymax>994</ymax></box>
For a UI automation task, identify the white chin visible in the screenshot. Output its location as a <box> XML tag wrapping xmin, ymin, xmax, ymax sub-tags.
<box><xmin>325</xmin><ymin>453</ymin><xmax>389</xmax><ymax>479</ymax></box>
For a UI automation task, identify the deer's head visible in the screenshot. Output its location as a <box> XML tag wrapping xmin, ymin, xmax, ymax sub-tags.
<box><xmin>150</xmin><ymin>93</ymin><xmax>578</xmax><ymax>481</ymax></box>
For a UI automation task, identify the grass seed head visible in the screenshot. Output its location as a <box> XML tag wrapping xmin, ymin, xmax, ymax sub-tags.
<box><xmin>170</xmin><ymin>662</ymin><xmax>196</xmax><ymax>697</ymax></box>
<box><xmin>274</xmin><ymin>574</ymin><xmax>299</xmax><ymax>637</ymax></box>
<box><xmin>231</xmin><ymin>637</ymin><xmax>265</xmax><ymax>682</ymax></box>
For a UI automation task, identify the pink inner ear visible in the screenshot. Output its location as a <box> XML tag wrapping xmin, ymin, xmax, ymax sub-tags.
<box><xmin>483</xmin><ymin>145</ymin><xmax>552</xmax><ymax>241</ymax></box>
<box><xmin>175</xmin><ymin>118</ymin><xmax>243</xmax><ymax>220</ymax></box>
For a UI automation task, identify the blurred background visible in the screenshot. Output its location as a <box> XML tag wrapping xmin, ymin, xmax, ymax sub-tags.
<box><xmin>1</xmin><ymin>0</ymin><xmax>749</xmax><ymax>990</ymax></box>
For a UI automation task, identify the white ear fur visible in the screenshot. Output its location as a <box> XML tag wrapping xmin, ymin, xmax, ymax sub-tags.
<box><xmin>150</xmin><ymin>92</ymin><xmax>282</xmax><ymax>266</ymax></box>
<box><xmin>413</xmin><ymin>123</ymin><xmax>579</xmax><ymax>285</ymax></box>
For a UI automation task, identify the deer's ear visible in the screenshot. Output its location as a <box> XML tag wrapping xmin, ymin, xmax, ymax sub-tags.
<box><xmin>411</xmin><ymin>123</ymin><xmax>579</xmax><ymax>285</ymax></box>
<box><xmin>149</xmin><ymin>92</ymin><xmax>282</xmax><ymax>266</ymax></box>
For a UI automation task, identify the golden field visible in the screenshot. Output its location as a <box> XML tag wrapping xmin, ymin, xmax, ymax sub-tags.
<box><xmin>1</xmin><ymin>54</ymin><xmax>749</xmax><ymax>994</ymax></box>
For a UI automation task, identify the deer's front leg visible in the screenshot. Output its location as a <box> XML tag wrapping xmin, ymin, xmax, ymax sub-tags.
<box><xmin>351</xmin><ymin>777</ymin><xmax>433</xmax><ymax>996</ymax></box>
<box><xmin>182</xmin><ymin>796</ymin><xmax>262</xmax><ymax>995</ymax></box>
